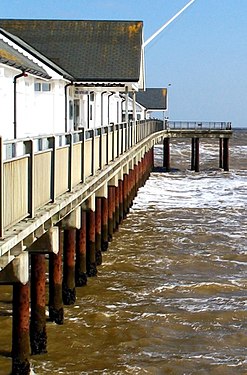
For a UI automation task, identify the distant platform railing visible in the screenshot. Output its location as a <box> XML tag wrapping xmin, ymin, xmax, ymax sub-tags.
<box><xmin>167</xmin><ymin>121</ymin><xmax>232</xmax><ymax>130</ymax></box>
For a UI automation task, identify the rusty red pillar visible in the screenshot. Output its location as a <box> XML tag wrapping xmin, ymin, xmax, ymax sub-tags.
<box><xmin>95</xmin><ymin>197</ymin><xmax>102</xmax><ymax>265</ymax></box>
<box><xmin>223</xmin><ymin>137</ymin><xmax>230</xmax><ymax>171</ymax></box>
<box><xmin>12</xmin><ymin>282</ymin><xmax>30</xmax><ymax>375</ymax></box>
<box><xmin>118</xmin><ymin>179</ymin><xmax>124</xmax><ymax>224</ymax></box>
<box><xmin>75</xmin><ymin>210</ymin><xmax>87</xmax><ymax>286</ymax></box>
<box><xmin>49</xmin><ymin>229</ymin><xmax>64</xmax><ymax>324</ymax></box>
<box><xmin>123</xmin><ymin>173</ymin><xmax>129</xmax><ymax>218</ymax></box>
<box><xmin>101</xmin><ymin>196</ymin><xmax>109</xmax><ymax>251</ymax></box>
<box><xmin>129</xmin><ymin>168</ymin><xmax>135</xmax><ymax>207</ymax></box>
<box><xmin>63</xmin><ymin>229</ymin><xmax>76</xmax><ymax>304</ymax></box>
<box><xmin>137</xmin><ymin>160</ymin><xmax>141</xmax><ymax>189</ymax></box>
<box><xmin>150</xmin><ymin>148</ymin><xmax>154</xmax><ymax>172</ymax></box>
<box><xmin>86</xmin><ymin>204</ymin><xmax>97</xmax><ymax>276</ymax></box>
<box><xmin>134</xmin><ymin>162</ymin><xmax>139</xmax><ymax>196</ymax></box>
<box><xmin>140</xmin><ymin>157</ymin><xmax>144</xmax><ymax>186</ymax></box>
<box><xmin>30</xmin><ymin>253</ymin><xmax>47</xmax><ymax>355</ymax></box>
<box><xmin>108</xmin><ymin>185</ymin><xmax>115</xmax><ymax>241</ymax></box>
<box><xmin>115</xmin><ymin>184</ymin><xmax>120</xmax><ymax>230</ymax></box>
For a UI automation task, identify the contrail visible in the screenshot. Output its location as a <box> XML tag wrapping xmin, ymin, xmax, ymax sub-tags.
<box><xmin>143</xmin><ymin>0</ymin><xmax>197</xmax><ymax>48</ymax></box>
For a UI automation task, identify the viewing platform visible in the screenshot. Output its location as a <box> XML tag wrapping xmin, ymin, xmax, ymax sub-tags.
<box><xmin>160</xmin><ymin>121</ymin><xmax>232</xmax><ymax>172</ymax></box>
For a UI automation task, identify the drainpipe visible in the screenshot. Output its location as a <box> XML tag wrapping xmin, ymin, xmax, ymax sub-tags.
<box><xmin>101</xmin><ymin>91</ymin><xmax>107</xmax><ymax>126</ymax></box>
<box><xmin>120</xmin><ymin>96</ymin><xmax>125</xmax><ymax>122</ymax></box>
<box><xmin>65</xmin><ymin>82</ymin><xmax>74</xmax><ymax>132</ymax></box>
<box><xmin>13</xmin><ymin>71</ymin><xmax>28</xmax><ymax>139</ymax></box>
<box><xmin>125</xmin><ymin>87</ymin><xmax>129</xmax><ymax>123</ymax></box>
<box><xmin>107</xmin><ymin>92</ymin><xmax>114</xmax><ymax>125</ymax></box>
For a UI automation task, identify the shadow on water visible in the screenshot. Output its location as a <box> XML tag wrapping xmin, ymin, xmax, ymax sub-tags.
<box><xmin>153</xmin><ymin>166</ymin><xmax>180</xmax><ymax>172</ymax></box>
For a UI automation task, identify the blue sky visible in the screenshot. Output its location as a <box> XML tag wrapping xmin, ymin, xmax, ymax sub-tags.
<box><xmin>1</xmin><ymin>0</ymin><xmax>247</xmax><ymax>128</ymax></box>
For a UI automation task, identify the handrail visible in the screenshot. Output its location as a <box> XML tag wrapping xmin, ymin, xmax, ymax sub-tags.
<box><xmin>0</xmin><ymin>119</ymin><xmax>163</xmax><ymax>237</ymax></box>
<box><xmin>167</xmin><ymin>121</ymin><xmax>232</xmax><ymax>130</ymax></box>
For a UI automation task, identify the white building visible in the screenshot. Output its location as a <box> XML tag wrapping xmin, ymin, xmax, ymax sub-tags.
<box><xmin>0</xmin><ymin>20</ymin><xmax>146</xmax><ymax>140</ymax></box>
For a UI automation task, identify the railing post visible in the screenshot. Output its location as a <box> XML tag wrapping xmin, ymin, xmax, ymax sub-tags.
<box><xmin>106</xmin><ymin>126</ymin><xmax>109</xmax><ymax>165</ymax></box>
<box><xmin>24</xmin><ymin>139</ymin><xmax>34</xmax><ymax>218</ymax></box>
<box><xmin>81</xmin><ymin>128</ymin><xmax>85</xmax><ymax>182</ymax></box>
<box><xmin>91</xmin><ymin>129</ymin><xmax>95</xmax><ymax>175</ymax></box>
<box><xmin>0</xmin><ymin>137</ymin><xmax>3</xmax><ymax>238</ymax></box>
<box><xmin>121</xmin><ymin>123</ymin><xmax>124</xmax><ymax>154</ymax></box>
<box><xmin>99</xmin><ymin>127</ymin><xmax>103</xmax><ymax>170</ymax></box>
<box><xmin>48</xmin><ymin>136</ymin><xmax>56</xmax><ymax>203</ymax></box>
<box><xmin>112</xmin><ymin>124</ymin><xmax>115</xmax><ymax>161</ymax></box>
<box><xmin>117</xmin><ymin>124</ymin><xmax>120</xmax><ymax>158</ymax></box>
<box><xmin>66</xmin><ymin>133</ymin><xmax>73</xmax><ymax>191</ymax></box>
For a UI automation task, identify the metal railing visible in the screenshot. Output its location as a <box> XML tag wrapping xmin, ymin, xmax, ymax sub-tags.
<box><xmin>167</xmin><ymin>121</ymin><xmax>232</xmax><ymax>130</ymax></box>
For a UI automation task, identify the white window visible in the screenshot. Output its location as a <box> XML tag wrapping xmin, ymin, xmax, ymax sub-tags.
<box><xmin>34</xmin><ymin>82</ymin><xmax>51</xmax><ymax>92</ymax></box>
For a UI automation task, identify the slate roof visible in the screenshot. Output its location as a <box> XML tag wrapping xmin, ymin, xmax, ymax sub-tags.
<box><xmin>0</xmin><ymin>28</ymin><xmax>73</xmax><ymax>80</ymax></box>
<box><xmin>0</xmin><ymin>20</ymin><xmax>143</xmax><ymax>83</ymax></box>
<box><xmin>0</xmin><ymin>38</ymin><xmax>50</xmax><ymax>78</ymax></box>
<box><xmin>136</xmin><ymin>88</ymin><xmax>167</xmax><ymax>111</ymax></box>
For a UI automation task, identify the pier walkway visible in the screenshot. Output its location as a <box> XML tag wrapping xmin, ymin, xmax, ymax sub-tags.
<box><xmin>0</xmin><ymin>119</ymin><xmax>232</xmax><ymax>374</ymax></box>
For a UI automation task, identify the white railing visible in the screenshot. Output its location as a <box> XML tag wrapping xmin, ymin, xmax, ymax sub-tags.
<box><xmin>0</xmin><ymin>119</ymin><xmax>163</xmax><ymax>237</ymax></box>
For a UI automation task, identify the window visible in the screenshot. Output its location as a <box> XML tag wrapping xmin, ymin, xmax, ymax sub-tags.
<box><xmin>69</xmin><ymin>101</ymin><xmax>73</xmax><ymax>120</ymax></box>
<box><xmin>34</xmin><ymin>82</ymin><xmax>51</xmax><ymax>92</ymax></box>
<box><xmin>90</xmin><ymin>104</ymin><xmax>93</xmax><ymax>120</ymax></box>
<box><xmin>90</xmin><ymin>92</ymin><xmax>94</xmax><ymax>101</ymax></box>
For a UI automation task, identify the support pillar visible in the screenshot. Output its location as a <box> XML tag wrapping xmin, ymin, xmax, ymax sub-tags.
<box><xmin>219</xmin><ymin>138</ymin><xmax>223</xmax><ymax>169</ymax></box>
<box><xmin>12</xmin><ymin>282</ymin><xmax>30</xmax><ymax>375</ymax></box>
<box><xmin>191</xmin><ymin>138</ymin><xmax>195</xmax><ymax>171</ymax></box>
<box><xmin>75</xmin><ymin>210</ymin><xmax>87</xmax><ymax>286</ymax></box>
<box><xmin>86</xmin><ymin>197</ymin><xmax>97</xmax><ymax>276</ymax></box>
<box><xmin>123</xmin><ymin>173</ymin><xmax>129</xmax><ymax>218</ymax></box>
<box><xmin>30</xmin><ymin>254</ymin><xmax>47</xmax><ymax>355</ymax></box>
<box><xmin>223</xmin><ymin>137</ymin><xmax>230</xmax><ymax>171</ymax></box>
<box><xmin>195</xmin><ymin>138</ymin><xmax>200</xmax><ymax>172</ymax></box>
<box><xmin>108</xmin><ymin>185</ymin><xmax>115</xmax><ymax>241</ymax></box>
<box><xmin>49</xmin><ymin>229</ymin><xmax>64</xmax><ymax>324</ymax></box>
<box><xmin>163</xmin><ymin>138</ymin><xmax>170</xmax><ymax>171</ymax></box>
<box><xmin>63</xmin><ymin>229</ymin><xmax>76</xmax><ymax>305</ymax></box>
<box><xmin>118</xmin><ymin>179</ymin><xmax>124</xmax><ymax>224</ymax></box>
<box><xmin>115</xmin><ymin>184</ymin><xmax>120</xmax><ymax>230</ymax></box>
<box><xmin>95</xmin><ymin>197</ymin><xmax>102</xmax><ymax>265</ymax></box>
<box><xmin>101</xmin><ymin>197</ymin><xmax>109</xmax><ymax>251</ymax></box>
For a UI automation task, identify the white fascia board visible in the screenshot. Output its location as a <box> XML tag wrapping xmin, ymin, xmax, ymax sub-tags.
<box><xmin>0</xmin><ymin>34</ymin><xmax>67</xmax><ymax>82</ymax></box>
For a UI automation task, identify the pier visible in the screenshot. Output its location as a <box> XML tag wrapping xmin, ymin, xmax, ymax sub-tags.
<box><xmin>0</xmin><ymin>119</ymin><xmax>232</xmax><ymax>374</ymax></box>
<box><xmin>162</xmin><ymin>121</ymin><xmax>232</xmax><ymax>172</ymax></box>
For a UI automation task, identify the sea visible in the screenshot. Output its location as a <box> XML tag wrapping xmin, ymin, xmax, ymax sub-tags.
<box><xmin>0</xmin><ymin>129</ymin><xmax>246</xmax><ymax>375</ymax></box>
